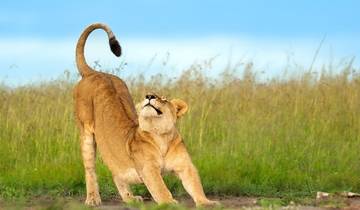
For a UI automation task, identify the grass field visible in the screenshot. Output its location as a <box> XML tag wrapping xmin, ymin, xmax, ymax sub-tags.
<box><xmin>0</xmin><ymin>61</ymin><xmax>360</xmax><ymax>203</ymax></box>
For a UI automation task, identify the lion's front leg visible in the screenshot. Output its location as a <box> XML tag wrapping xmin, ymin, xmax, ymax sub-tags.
<box><xmin>166</xmin><ymin>143</ymin><xmax>219</xmax><ymax>207</ymax></box>
<box><xmin>174</xmin><ymin>162</ymin><xmax>219</xmax><ymax>206</ymax></box>
<box><xmin>141</xmin><ymin>165</ymin><xmax>177</xmax><ymax>204</ymax></box>
<box><xmin>134</xmin><ymin>160</ymin><xmax>177</xmax><ymax>204</ymax></box>
<box><xmin>113</xmin><ymin>174</ymin><xmax>143</xmax><ymax>203</ymax></box>
<box><xmin>81</xmin><ymin>123</ymin><xmax>101</xmax><ymax>206</ymax></box>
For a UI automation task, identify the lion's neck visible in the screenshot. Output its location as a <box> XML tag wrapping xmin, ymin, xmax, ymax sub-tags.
<box><xmin>138</xmin><ymin>118</ymin><xmax>173</xmax><ymax>135</ymax></box>
<box><xmin>139</xmin><ymin>128</ymin><xmax>179</xmax><ymax>156</ymax></box>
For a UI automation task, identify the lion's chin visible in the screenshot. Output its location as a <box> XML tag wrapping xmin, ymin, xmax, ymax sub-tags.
<box><xmin>140</xmin><ymin>107</ymin><xmax>161</xmax><ymax>118</ymax></box>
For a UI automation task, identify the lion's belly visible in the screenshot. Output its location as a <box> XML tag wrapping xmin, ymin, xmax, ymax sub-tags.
<box><xmin>95</xmin><ymin>134</ymin><xmax>139</xmax><ymax>181</ymax></box>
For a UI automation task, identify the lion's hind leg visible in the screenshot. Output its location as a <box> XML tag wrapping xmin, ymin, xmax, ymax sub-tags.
<box><xmin>81</xmin><ymin>122</ymin><xmax>101</xmax><ymax>206</ymax></box>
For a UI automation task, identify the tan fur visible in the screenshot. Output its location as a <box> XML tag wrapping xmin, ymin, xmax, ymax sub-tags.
<box><xmin>74</xmin><ymin>23</ymin><xmax>218</xmax><ymax>207</ymax></box>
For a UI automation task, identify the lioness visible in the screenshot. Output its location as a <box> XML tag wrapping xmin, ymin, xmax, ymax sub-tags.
<box><xmin>74</xmin><ymin>23</ymin><xmax>218</xmax><ymax>207</ymax></box>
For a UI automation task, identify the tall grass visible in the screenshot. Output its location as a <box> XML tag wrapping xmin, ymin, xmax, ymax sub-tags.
<box><xmin>0</xmin><ymin>61</ymin><xmax>360</xmax><ymax>199</ymax></box>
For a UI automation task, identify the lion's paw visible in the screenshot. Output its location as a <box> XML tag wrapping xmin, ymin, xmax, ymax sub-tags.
<box><xmin>132</xmin><ymin>195</ymin><xmax>144</xmax><ymax>202</ymax></box>
<box><xmin>159</xmin><ymin>199</ymin><xmax>178</xmax><ymax>205</ymax></box>
<box><xmin>197</xmin><ymin>199</ymin><xmax>221</xmax><ymax>207</ymax></box>
<box><xmin>85</xmin><ymin>193</ymin><xmax>102</xmax><ymax>206</ymax></box>
<box><xmin>124</xmin><ymin>195</ymin><xmax>144</xmax><ymax>203</ymax></box>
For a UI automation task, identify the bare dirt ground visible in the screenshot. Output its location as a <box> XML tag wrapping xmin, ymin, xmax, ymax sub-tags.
<box><xmin>2</xmin><ymin>195</ymin><xmax>360</xmax><ymax>210</ymax></box>
<box><xmin>98</xmin><ymin>196</ymin><xmax>259</xmax><ymax>210</ymax></box>
<box><xmin>96</xmin><ymin>195</ymin><xmax>360</xmax><ymax>210</ymax></box>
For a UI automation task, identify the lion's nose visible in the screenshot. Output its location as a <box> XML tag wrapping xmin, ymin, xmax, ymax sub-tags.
<box><xmin>145</xmin><ymin>94</ymin><xmax>156</xmax><ymax>100</ymax></box>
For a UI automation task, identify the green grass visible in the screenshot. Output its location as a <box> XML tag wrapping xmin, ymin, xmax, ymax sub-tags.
<box><xmin>0</xmin><ymin>61</ymin><xmax>360</xmax><ymax>201</ymax></box>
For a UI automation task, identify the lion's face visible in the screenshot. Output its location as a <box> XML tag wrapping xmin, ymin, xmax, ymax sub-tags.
<box><xmin>137</xmin><ymin>93</ymin><xmax>188</xmax><ymax>134</ymax></box>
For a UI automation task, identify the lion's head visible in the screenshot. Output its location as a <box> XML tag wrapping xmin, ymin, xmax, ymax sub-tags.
<box><xmin>137</xmin><ymin>93</ymin><xmax>188</xmax><ymax>134</ymax></box>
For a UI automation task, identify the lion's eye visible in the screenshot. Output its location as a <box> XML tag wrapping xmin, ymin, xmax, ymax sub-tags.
<box><xmin>160</xmin><ymin>97</ymin><xmax>168</xmax><ymax>103</ymax></box>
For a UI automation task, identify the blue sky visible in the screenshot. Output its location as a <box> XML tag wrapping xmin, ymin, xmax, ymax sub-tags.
<box><xmin>1</xmin><ymin>0</ymin><xmax>359</xmax><ymax>85</ymax></box>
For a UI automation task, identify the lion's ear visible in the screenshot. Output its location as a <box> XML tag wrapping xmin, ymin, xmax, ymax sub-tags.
<box><xmin>171</xmin><ymin>99</ymin><xmax>188</xmax><ymax>118</ymax></box>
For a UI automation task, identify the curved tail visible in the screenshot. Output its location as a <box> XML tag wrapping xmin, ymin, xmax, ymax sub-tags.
<box><xmin>76</xmin><ymin>23</ymin><xmax>121</xmax><ymax>77</ymax></box>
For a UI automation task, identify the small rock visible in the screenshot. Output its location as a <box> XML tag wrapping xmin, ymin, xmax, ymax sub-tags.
<box><xmin>316</xmin><ymin>192</ymin><xmax>329</xmax><ymax>200</ymax></box>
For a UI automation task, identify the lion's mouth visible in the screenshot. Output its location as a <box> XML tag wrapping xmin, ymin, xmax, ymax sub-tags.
<box><xmin>144</xmin><ymin>103</ymin><xmax>163</xmax><ymax>115</ymax></box>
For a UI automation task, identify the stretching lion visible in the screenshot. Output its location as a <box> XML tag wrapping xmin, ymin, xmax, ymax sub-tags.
<box><xmin>73</xmin><ymin>23</ymin><xmax>218</xmax><ymax>207</ymax></box>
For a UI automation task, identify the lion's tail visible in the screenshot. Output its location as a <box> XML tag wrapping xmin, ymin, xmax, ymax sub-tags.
<box><xmin>76</xmin><ymin>23</ymin><xmax>121</xmax><ymax>77</ymax></box>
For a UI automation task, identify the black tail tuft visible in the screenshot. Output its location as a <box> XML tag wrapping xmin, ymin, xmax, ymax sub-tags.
<box><xmin>109</xmin><ymin>36</ymin><xmax>121</xmax><ymax>57</ymax></box>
